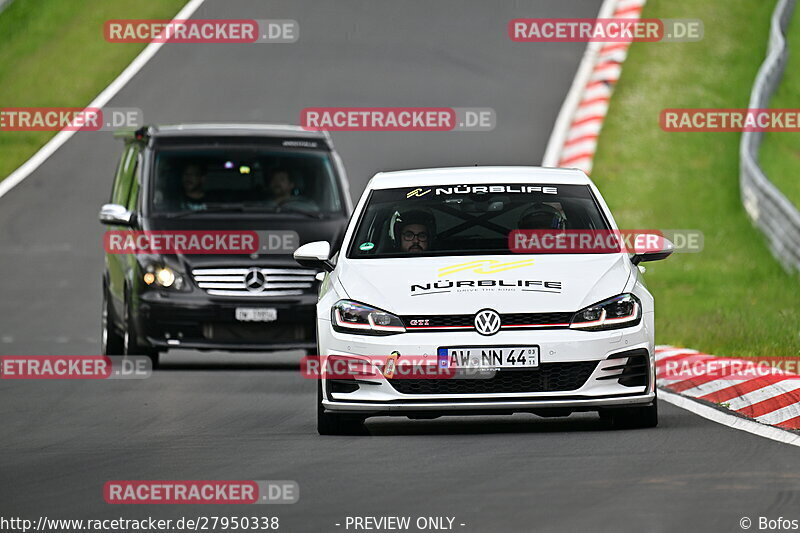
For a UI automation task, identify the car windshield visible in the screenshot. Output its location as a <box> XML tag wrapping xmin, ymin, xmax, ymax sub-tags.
<box><xmin>149</xmin><ymin>146</ymin><xmax>343</xmax><ymax>216</ymax></box>
<box><xmin>347</xmin><ymin>183</ymin><xmax>611</xmax><ymax>258</ymax></box>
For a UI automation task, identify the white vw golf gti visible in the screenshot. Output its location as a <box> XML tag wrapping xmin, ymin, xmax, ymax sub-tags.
<box><xmin>295</xmin><ymin>167</ymin><xmax>672</xmax><ymax>435</ymax></box>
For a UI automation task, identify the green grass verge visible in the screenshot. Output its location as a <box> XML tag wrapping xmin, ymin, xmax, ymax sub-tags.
<box><xmin>592</xmin><ymin>0</ymin><xmax>800</xmax><ymax>357</ymax></box>
<box><xmin>0</xmin><ymin>0</ymin><xmax>187</xmax><ymax>181</ymax></box>
<box><xmin>759</xmin><ymin>6</ymin><xmax>800</xmax><ymax>209</ymax></box>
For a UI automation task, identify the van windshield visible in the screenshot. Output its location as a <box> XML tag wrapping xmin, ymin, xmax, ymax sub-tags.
<box><xmin>149</xmin><ymin>146</ymin><xmax>343</xmax><ymax>216</ymax></box>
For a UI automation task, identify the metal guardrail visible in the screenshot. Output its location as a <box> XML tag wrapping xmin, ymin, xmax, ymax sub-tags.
<box><xmin>740</xmin><ymin>0</ymin><xmax>800</xmax><ymax>272</ymax></box>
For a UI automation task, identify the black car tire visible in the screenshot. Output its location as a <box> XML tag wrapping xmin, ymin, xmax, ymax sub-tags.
<box><xmin>123</xmin><ymin>289</ymin><xmax>160</xmax><ymax>369</ymax></box>
<box><xmin>102</xmin><ymin>282</ymin><xmax>124</xmax><ymax>356</ymax></box>
<box><xmin>317</xmin><ymin>381</ymin><xmax>368</xmax><ymax>436</ymax></box>
<box><xmin>600</xmin><ymin>397</ymin><xmax>658</xmax><ymax>429</ymax></box>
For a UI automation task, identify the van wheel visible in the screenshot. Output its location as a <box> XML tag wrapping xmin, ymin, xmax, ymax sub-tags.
<box><xmin>317</xmin><ymin>382</ymin><xmax>368</xmax><ymax>436</ymax></box>
<box><xmin>102</xmin><ymin>283</ymin><xmax>124</xmax><ymax>355</ymax></box>
<box><xmin>123</xmin><ymin>292</ymin><xmax>160</xmax><ymax>369</ymax></box>
<box><xmin>601</xmin><ymin>399</ymin><xmax>658</xmax><ymax>429</ymax></box>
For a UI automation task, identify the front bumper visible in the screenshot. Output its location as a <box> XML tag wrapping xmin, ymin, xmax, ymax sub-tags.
<box><xmin>323</xmin><ymin>393</ymin><xmax>655</xmax><ymax>415</ymax></box>
<box><xmin>318</xmin><ymin>317</ymin><xmax>655</xmax><ymax>414</ymax></box>
<box><xmin>136</xmin><ymin>289</ymin><xmax>317</xmax><ymax>352</ymax></box>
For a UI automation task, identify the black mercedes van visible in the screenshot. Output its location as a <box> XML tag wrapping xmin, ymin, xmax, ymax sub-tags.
<box><xmin>99</xmin><ymin>124</ymin><xmax>352</xmax><ymax>366</ymax></box>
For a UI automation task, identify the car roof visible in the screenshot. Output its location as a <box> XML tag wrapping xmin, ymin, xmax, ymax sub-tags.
<box><xmin>368</xmin><ymin>166</ymin><xmax>593</xmax><ymax>189</ymax></box>
<box><xmin>149</xmin><ymin>123</ymin><xmax>328</xmax><ymax>138</ymax></box>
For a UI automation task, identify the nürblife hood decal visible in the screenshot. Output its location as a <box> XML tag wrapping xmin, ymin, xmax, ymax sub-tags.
<box><xmin>336</xmin><ymin>253</ymin><xmax>632</xmax><ymax>315</ymax></box>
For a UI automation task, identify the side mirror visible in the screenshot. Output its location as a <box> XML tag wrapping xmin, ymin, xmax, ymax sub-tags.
<box><xmin>294</xmin><ymin>241</ymin><xmax>334</xmax><ymax>272</ymax></box>
<box><xmin>631</xmin><ymin>236</ymin><xmax>674</xmax><ymax>265</ymax></box>
<box><xmin>99</xmin><ymin>203</ymin><xmax>135</xmax><ymax>227</ymax></box>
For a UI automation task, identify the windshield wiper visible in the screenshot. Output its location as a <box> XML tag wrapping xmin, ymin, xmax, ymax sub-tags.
<box><xmin>272</xmin><ymin>205</ymin><xmax>325</xmax><ymax>219</ymax></box>
<box><xmin>162</xmin><ymin>203</ymin><xmax>326</xmax><ymax>219</ymax></box>
<box><xmin>162</xmin><ymin>203</ymin><xmax>273</xmax><ymax>219</ymax></box>
<box><xmin>163</xmin><ymin>206</ymin><xmax>246</xmax><ymax>219</ymax></box>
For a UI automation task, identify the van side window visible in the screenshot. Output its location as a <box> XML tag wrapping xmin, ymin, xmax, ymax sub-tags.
<box><xmin>110</xmin><ymin>145</ymin><xmax>138</xmax><ymax>206</ymax></box>
<box><xmin>126</xmin><ymin>153</ymin><xmax>142</xmax><ymax>212</ymax></box>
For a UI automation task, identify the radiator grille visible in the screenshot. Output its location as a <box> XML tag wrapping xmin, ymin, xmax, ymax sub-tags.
<box><xmin>389</xmin><ymin>361</ymin><xmax>599</xmax><ymax>394</ymax></box>
<box><xmin>192</xmin><ymin>267</ymin><xmax>316</xmax><ymax>297</ymax></box>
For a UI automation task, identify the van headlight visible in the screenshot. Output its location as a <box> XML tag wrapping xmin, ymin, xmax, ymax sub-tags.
<box><xmin>140</xmin><ymin>261</ymin><xmax>186</xmax><ymax>291</ymax></box>
<box><xmin>332</xmin><ymin>300</ymin><xmax>406</xmax><ymax>335</ymax></box>
<box><xmin>570</xmin><ymin>294</ymin><xmax>641</xmax><ymax>331</ymax></box>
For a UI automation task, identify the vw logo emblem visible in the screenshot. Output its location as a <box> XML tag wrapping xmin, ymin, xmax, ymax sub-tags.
<box><xmin>474</xmin><ymin>309</ymin><xmax>501</xmax><ymax>336</ymax></box>
<box><xmin>244</xmin><ymin>268</ymin><xmax>267</xmax><ymax>293</ymax></box>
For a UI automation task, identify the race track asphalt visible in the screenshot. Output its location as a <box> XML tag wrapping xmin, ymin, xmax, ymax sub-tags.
<box><xmin>1</xmin><ymin>1</ymin><xmax>798</xmax><ymax>532</ymax></box>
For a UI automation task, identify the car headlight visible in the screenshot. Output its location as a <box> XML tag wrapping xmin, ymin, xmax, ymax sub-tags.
<box><xmin>570</xmin><ymin>294</ymin><xmax>641</xmax><ymax>331</ymax></box>
<box><xmin>331</xmin><ymin>300</ymin><xmax>406</xmax><ymax>335</ymax></box>
<box><xmin>141</xmin><ymin>262</ymin><xmax>186</xmax><ymax>291</ymax></box>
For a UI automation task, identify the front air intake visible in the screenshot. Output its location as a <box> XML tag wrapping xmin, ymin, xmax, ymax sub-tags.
<box><xmin>596</xmin><ymin>349</ymin><xmax>650</xmax><ymax>387</ymax></box>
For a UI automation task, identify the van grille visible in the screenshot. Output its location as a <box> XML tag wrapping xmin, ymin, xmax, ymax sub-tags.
<box><xmin>191</xmin><ymin>267</ymin><xmax>316</xmax><ymax>297</ymax></box>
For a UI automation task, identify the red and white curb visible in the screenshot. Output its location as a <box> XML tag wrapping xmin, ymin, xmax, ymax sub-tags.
<box><xmin>542</xmin><ymin>0</ymin><xmax>647</xmax><ymax>174</ymax></box>
<box><xmin>543</xmin><ymin>2</ymin><xmax>800</xmax><ymax>444</ymax></box>
<box><xmin>656</xmin><ymin>346</ymin><xmax>800</xmax><ymax>431</ymax></box>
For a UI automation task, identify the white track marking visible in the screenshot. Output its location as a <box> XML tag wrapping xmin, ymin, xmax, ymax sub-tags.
<box><xmin>561</xmin><ymin>140</ymin><xmax>599</xmax><ymax>160</ymax></box>
<box><xmin>582</xmin><ymin>84</ymin><xmax>611</xmax><ymax>101</ymax></box>
<box><xmin>598</xmin><ymin>49</ymin><xmax>629</xmax><ymax>63</ymax></box>
<box><xmin>756</xmin><ymin>403</ymin><xmax>800</xmax><ymax>425</ymax></box>
<box><xmin>542</xmin><ymin>0</ymin><xmax>645</xmax><ymax>173</ymax></box>
<box><xmin>678</xmin><ymin>379</ymin><xmax>748</xmax><ymax>398</ymax></box>
<box><xmin>542</xmin><ymin>0</ymin><xmax>619</xmax><ymax>166</ymax></box>
<box><xmin>725</xmin><ymin>380</ymin><xmax>800</xmax><ymax>411</ymax></box>
<box><xmin>541</xmin><ymin>0</ymin><xmax>800</xmax><ymax>441</ymax></box>
<box><xmin>573</xmin><ymin>101</ymin><xmax>610</xmax><ymax>121</ymax></box>
<box><xmin>654</xmin><ymin>348</ymin><xmax>700</xmax><ymax>359</ymax></box>
<box><xmin>564</xmin><ymin>121</ymin><xmax>603</xmax><ymax>141</ymax></box>
<box><xmin>660</xmin><ymin>389</ymin><xmax>800</xmax><ymax>448</ymax></box>
<box><xmin>589</xmin><ymin>64</ymin><xmax>622</xmax><ymax>82</ymax></box>
<box><xmin>0</xmin><ymin>0</ymin><xmax>207</xmax><ymax>201</ymax></box>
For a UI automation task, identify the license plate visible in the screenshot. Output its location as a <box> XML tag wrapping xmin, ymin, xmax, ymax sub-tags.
<box><xmin>438</xmin><ymin>346</ymin><xmax>539</xmax><ymax>369</ymax></box>
<box><xmin>235</xmin><ymin>308</ymin><xmax>278</xmax><ymax>322</ymax></box>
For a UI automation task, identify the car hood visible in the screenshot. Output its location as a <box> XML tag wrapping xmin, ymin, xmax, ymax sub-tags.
<box><xmin>336</xmin><ymin>254</ymin><xmax>633</xmax><ymax>314</ymax></box>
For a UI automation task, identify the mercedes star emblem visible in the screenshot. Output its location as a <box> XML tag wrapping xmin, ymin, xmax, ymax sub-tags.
<box><xmin>244</xmin><ymin>268</ymin><xmax>267</xmax><ymax>293</ymax></box>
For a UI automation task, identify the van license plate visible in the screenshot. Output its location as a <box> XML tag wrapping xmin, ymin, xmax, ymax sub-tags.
<box><xmin>235</xmin><ymin>308</ymin><xmax>278</xmax><ymax>322</ymax></box>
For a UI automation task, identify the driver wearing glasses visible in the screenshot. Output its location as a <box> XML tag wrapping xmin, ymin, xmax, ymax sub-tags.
<box><xmin>395</xmin><ymin>209</ymin><xmax>436</xmax><ymax>253</ymax></box>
